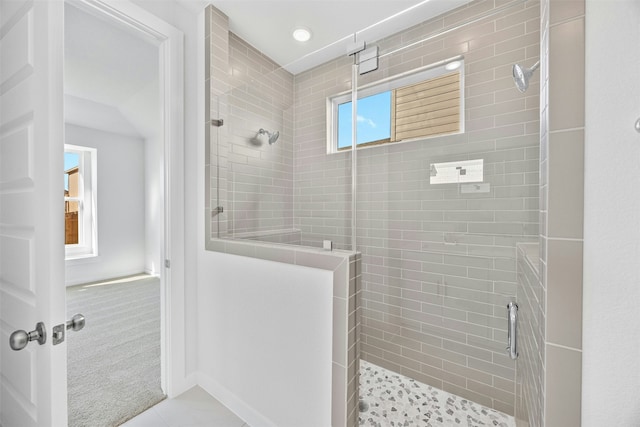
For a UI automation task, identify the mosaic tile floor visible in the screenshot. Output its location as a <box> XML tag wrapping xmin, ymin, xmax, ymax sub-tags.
<box><xmin>359</xmin><ymin>360</ymin><xmax>515</xmax><ymax>427</ymax></box>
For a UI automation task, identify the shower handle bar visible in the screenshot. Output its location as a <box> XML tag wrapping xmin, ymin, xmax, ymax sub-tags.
<box><xmin>506</xmin><ymin>301</ymin><xmax>519</xmax><ymax>360</ymax></box>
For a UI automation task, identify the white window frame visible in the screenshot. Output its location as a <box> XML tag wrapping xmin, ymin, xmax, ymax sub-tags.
<box><xmin>65</xmin><ymin>144</ymin><xmax>98</xmax><ymax>260</ymax></box>
<box><xmin>327</xmin><ymin>55</ymin><xmax>465</xmax><ymax>154</ymax></box>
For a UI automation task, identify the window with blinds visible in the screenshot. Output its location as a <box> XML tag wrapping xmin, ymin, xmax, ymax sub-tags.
<box><xmin>393</xmin><ymin>72</ymin><xmax>461</xmax><ymax>141</ymax></box>
<box><xmin>328</xmin><ymin>58</ymin><xmax>464</xmax><ymax>153</ymax></box>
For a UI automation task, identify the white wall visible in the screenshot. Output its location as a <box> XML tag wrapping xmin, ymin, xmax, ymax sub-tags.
<box><xmin>198</xmin><ymin>251</ymin><xmax>333</xmax><ymax>427</ymax></box>
<box><xmin>583</xmin><ymin>1</ymin><xmax>640</xmax><ymax>425</ymax></box>
<box><xmin>65</xmin><ymin>124</ymin><xmax>146</xmax><ymax>285</ymax></box>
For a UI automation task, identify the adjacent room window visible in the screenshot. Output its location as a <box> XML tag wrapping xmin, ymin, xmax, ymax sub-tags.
<box><xmin>65</xmin><ymin>144</ymin><xmax>97</xmax><ymax>259</ymax></box>
<box><xmin>328</xmin><ymin>57</ymin><xmax>464</xmax><ymax>153</ymax></box>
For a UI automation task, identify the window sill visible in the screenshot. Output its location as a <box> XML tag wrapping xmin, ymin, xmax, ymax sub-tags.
<box><xmin>65</xmin><ymin>252</ymin><xmax>98</xmax><ymax>263</ymax></box>
<box><xmin>328</xmin><ymin>129</ymin><xmax>464</xmax><ymax>155</ymax></box>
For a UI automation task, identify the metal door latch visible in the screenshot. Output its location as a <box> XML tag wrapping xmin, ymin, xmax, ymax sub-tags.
<box><xmin>211</xmin><ymin>206</ymin><xmax>224</xmax><ymax>217</ymax></box>
<box><xmin>53</xmin><ymin>314</ymin><xmax>86</xmax><ymax>346</ymax></box>
<box><xmin>52</xmin><ymin>324</ymin><xmax>65</xmax><ymax>345</ymax></box>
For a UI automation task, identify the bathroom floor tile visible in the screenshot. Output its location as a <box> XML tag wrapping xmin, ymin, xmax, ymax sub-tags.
<box><xmin>359</xmin><ymin>360</ymin><xmax>515</xmax><ymax>427</ymax></box>
<box><xmin>120</xmin><ymin>407</ymin><xmax>168</xmax><ymax>427</ymax></box>
<box><xmin>121</xmin><ymin>386</ymin><xmax>246</xmax><ymax>427</ymax></box>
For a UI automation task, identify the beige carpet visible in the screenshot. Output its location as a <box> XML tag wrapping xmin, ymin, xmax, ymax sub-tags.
<box><xmin>66</xmin><ymin>275</ymin><xmax>165</xmax><ymax>427</ymax></box>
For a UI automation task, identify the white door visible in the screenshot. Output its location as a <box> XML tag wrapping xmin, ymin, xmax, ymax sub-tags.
<box><xmin>0</xmin><ymin>0</ymin><xmax>67</xmax><ymax>426</ymax></box>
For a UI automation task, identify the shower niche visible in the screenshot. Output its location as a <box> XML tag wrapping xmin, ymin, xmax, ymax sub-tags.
<box><xmin>205</xmin><ymin>0</ymin><xmax>541</xmax><ymax>425</ymax></box>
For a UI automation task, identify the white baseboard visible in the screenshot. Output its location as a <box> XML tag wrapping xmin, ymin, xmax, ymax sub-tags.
<box><xmin>196</xmin><ymin>372</ymin><xmax>277</xmax><ymax>427</ymax></box>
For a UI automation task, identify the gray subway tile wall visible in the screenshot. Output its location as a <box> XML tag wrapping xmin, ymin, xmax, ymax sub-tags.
<box><xmin>541</xmin><ymin>0</ymin><xmax>584</xmax><ymax>425</ymax></box>
<box><xmin>224</xmin><ymin>32</ymin><xmax>295</xmax><ymax>238</ymax></box>
<box><xmin>294</xmin><ymin>54</ymin><xmax>354</xmax><ymax>250</ymax></box>
<box><xmin>517</xmin><ymin>0</ymin><xmax>584</xmax><ymax>425</ymax></box>
<box><xmin>516</xmin><ymin>243</ymin><xmax>544</xmax><ymax>426</ymax></box>
<box><xmin>209</xmin><ymin>25</ymin><xmax>296</xmax><ymax>241</ymax></box>
<box><xmin>544</xmin><ymin>343</ymin><xmax>582</xmax><ymax>426</ymax></box>
<box><xmin>547</xmin><ymin>129</ymin><xmax>584</xmax><ymax>239</ymax></box>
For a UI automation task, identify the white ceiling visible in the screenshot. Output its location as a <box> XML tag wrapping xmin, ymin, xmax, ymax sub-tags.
<box><xmin>64</xmin><ymin>4</ymin><xmax>159</xmax><ymax>138</ymax></box>
<box><xmin>208</xmin><ymin>0</ymin><xmax>471</xmax><ymax>74</ymax></box>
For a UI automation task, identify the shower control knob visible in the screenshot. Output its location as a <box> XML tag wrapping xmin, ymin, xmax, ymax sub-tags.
<box><xmin>635</xmin><ymin>118</ymin><xmax>640</xmax><ymax>133</ymax></box>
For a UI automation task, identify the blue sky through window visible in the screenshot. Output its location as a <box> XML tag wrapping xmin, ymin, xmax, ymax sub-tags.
<box><xmin>64</xmin><ymin>152</ymin><xmax>79</xmax><ymax>191</ymax></box>
<box><xmin>337</xmin><ymin>91</ymin><xmax>392</xmax><ymax>149</ymax></box>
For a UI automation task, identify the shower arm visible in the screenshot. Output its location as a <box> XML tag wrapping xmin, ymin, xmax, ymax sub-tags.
<box><xmin>530</xmin><ymin>61</ymin><xmax>540</xmax><ymax>72</ymax></box>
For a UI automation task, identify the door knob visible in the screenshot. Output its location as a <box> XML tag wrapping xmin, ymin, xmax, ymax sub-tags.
<box><xmin>635</xmin><ymin>118</ymin><xmax>640</xmax><ymax>133</ymax></box>
<box><xmin>9</xmin><ymin>322</ymin><xmax>47</xmax><ymax>351</ymax></box>
<box><xmin>67</xmin><ymin>314</ymin><xmax>85</xmax><ymax>331</ymax></box>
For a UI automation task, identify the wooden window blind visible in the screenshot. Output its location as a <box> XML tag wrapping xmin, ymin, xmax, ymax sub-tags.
<box><xmin>391</xmin><ymin>71</ymin><xmax>461</xmax><ymax>142</ymax></box>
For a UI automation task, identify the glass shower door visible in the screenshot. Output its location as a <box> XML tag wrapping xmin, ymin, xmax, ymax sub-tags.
<box><xmin>353</xmin><ymin>1</ymin><xmax>539</xmax><ymax>424</ymax></box>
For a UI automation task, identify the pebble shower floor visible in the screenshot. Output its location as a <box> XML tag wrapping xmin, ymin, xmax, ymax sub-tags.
<box><xmin>359</xmin><ymin>360</ymin><xmax>515</xmax><ymax>427</ymax></box>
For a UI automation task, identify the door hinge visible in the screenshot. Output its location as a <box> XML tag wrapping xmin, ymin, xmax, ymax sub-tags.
<box><xmin>165</xmin><ymin>259</ymin><xmax>171</xmax><ymax>268</ymax></box>
<box><xmin>212</xmin><ymin>206</ymin><xmax>224</xmax><ymax>217</ymax></box>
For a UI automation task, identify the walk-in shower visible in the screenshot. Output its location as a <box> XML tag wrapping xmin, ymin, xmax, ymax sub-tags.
<box><xmin>205</xmin><ymin>0</ymin><xmax>540</xmax><ymax>425</ymax></box>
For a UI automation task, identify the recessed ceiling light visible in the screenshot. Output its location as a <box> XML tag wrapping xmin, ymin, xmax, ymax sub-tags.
<box><xmin>445</xmin><ymin>60</ymin><xmax>462</xmax><ymax>71</ymax></box>
<box><xmin>292</xmin><ymin>28</ymin><xmax>311</xmax><ymax>42</ymax></box>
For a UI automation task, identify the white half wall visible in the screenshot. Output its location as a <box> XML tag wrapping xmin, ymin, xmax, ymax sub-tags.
<box><xmin>65</xmin><ymin>124</ymin><xmax>146</xmax><ymax>286</ymax></box>
<box><xmin>583</xmin><ymin>1</ymin><xmax>640</xmax><ymax>425</ymax></box>
<box><xmin>198</xmin><ymin>251</ymin><xmax>333</xmax><ymax>427</ymax></box>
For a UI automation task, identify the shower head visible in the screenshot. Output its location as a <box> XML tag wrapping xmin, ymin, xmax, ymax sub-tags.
<box><xmin>258</xmin><ymin>128</ymin><xmax>279</xmax><ymax>145</ymax></box>
<box><xmin>269</xmin><ymin>130</ymin><xmax>279</xmax><ymax>144</ymax></box>
<box><xmin>512</xmin><ymin>61</ymin><xmax>540</xmax><ymax>93</ymax></box>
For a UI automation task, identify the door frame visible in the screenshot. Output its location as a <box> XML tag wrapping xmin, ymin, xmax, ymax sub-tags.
<box><xmin>67</xmin><ymin>0</ymin><xmax>186</xmax><ymax>398</ymax></box>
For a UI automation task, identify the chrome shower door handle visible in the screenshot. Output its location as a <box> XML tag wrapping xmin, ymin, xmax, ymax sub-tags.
<box><xmin>506</xmin><ymin>302</ymin><xmax>519</xmax><ymax>360</ymax></box>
